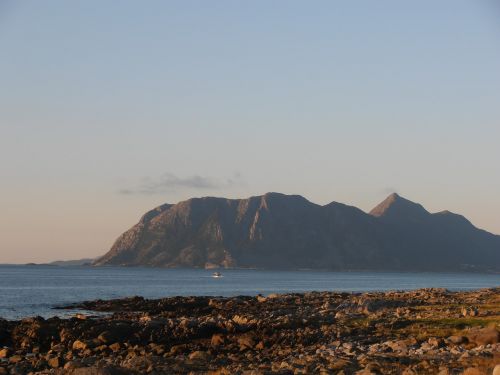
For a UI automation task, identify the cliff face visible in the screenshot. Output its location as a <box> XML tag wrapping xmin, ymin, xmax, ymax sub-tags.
<box><xmin>94</xmin><ymin>192</ymin><xmax>500</xmax><ymax>271</ymax></box>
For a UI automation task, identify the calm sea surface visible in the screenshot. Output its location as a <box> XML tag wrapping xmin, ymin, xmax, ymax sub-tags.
<box><xmin>0</xmin><ymin>265</ymin><xmax>498</xmax><ymax>320</ymax></box>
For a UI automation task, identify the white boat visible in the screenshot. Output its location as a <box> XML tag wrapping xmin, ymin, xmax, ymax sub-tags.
<box><xmin>212</xmin><ymin>271</ymin><xmax>223</xmax><ymax>278</ymax></box>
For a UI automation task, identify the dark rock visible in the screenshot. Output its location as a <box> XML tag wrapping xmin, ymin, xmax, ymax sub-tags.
<box><xmin>97</xmin><ymin>323</ymin><xmax>134</xmax><ymax>344</ymax></box>
<box><xmin>69</xmin><ymin>366</ymin><xmax>137</xmax><ymax>375</ymax></box>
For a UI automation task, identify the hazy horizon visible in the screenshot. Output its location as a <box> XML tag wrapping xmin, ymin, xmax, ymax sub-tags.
<box><xmin>1</xmin><ymin>1</ymin><xmax>499</xmax><ymax>263</ymax></box>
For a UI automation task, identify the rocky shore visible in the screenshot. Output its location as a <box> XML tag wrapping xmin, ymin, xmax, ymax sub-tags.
<box><xmin>1</xmin><ymin>288</ymin><xmax>500</xmax><ymax>374</ymax></box>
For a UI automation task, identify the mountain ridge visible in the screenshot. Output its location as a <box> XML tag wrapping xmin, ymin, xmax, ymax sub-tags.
<box><xmin>94</xmin><ymin>193</ymin><xmax>500</xmax><ymax>272</ymax></box>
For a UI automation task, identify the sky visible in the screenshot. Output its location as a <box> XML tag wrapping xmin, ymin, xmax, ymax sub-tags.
<box><xmin>1</xmin><ymin>1</ymin><xmax>499</xmax><ymax>263</ymax></box>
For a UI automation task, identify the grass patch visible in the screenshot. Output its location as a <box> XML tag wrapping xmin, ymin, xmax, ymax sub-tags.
<box><xmin>411</xmin><ymin>303</ymin><xmax>500</xmax><ymax>311</ymax></box>
<box><xmin>345</xmin><ymin>316</ymin><xmax>374</xmax><ymax>328</ymax></box>
<box><xmin>400</xmin><ymin>317</ymin><xmax>500</xmax><ymax>339</ymax></box>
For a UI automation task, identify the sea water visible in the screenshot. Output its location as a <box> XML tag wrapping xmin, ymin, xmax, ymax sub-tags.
<box><xmin>0</xmin><ymin>265</ymin><xmax>498</xmax><ymax>320</ymax></box>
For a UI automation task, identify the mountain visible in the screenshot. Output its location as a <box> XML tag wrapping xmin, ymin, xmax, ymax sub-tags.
<box><xmin>93</xmin><ymin>193</ymin><xmax>500</xmax><ymax>272</ymax></box>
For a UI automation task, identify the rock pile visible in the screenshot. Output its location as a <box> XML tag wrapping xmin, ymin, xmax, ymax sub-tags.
<box><xmin>1</xmin><ymin>288</ymin><xmax>499</xmax><ymax>374</ymax></box>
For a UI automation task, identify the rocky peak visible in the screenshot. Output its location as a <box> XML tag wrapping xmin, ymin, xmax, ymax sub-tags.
<box><xmin>94</xmin><ymin>192</ymin><xmax>500</xmax><ymax>271</ymax></box>
<box><xmin>369</xmin><ymin>193</ymin><xmax>429</xmax><ymax>220</ymax></box>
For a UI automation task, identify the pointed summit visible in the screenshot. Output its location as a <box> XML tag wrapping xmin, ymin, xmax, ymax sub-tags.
<box><xmin>369</xmin><ymin>193</ymin><xmax>429</xmax><ymax>219</ymax></box>
<box><xmin>94</xmin><ymin>191</ymin><xmax>500</xmax><ymax>271</ymax></box>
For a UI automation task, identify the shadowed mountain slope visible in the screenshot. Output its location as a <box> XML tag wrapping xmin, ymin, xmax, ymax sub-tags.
<box><xmin>94</xmin><ymin>193</ymin><xmax>500</xmax><ymax>272</ymax></box>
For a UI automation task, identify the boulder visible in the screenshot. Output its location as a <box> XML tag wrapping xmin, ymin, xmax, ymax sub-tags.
<box><xmin>72</xmin><ymin>340</ymin><xmax>89</xmax><ymax>351</ymax></box>
<box><xmin>467</xmin><ymin>327</ymin><xmax>500</xmax><ymax>346</ymax></box>
<box><xmin>169</xmin><ymin>344</ymin><xmax>188</xmax><ymax>355</ymax></box>
<box><xmin>461</xmin><ymin>307</ymin><xmax>478</xmax><ymax>317</ymax></box>
<box><xmin>0</xmin><ymin>347</ymin><xmax>11</xmax><ymax>358</ymax></box>
<box><xmin>48</xmin><ymin>356</ymin><xmax>63</xmax><ymax>368</ymax></box>
<box><xmin>256</xmin><ymin>295</ymin><xmax>267</xmax><ymax>303</ymax></box>
<box><xmin>188</xmin><ymin>350</ymin><xmax>211</xmax><ymax>361</ymax></box>
<box><xmin>427</xmin><ymin>337</ymin><xmax>444</xmax><ymax>348</ymax></box>
<box><xmin>386</xmin><ymin>340</ymin><xmax>408</xmax><ymax>353</ymax></box>
<box><xmin>355</xmin><ymin>366</ymin><xmax>381</xmax><ymax>375</ymax></box>
<box><xmin>238</xmin><ymin>334</ymin><xmax>256</xmax><ymax>350</ymax></box>
<box><xmin>447</xmin><ymin>335</ymin><xmax>467</xmax><ymax>345</ymax></box>
<box><xmin>97</xmin><ymin>324</ymin><xmax>134</xmax><ymax>344</ymax></box>
<box><xmin>462</xmin><ymin>368</ymin><xmax>484</xmax><ymax>375</ymax></box>
<box><xmin>211</xmin><ymin>334</ymin><xmax>225</xmax><ymax>347</ymax></box>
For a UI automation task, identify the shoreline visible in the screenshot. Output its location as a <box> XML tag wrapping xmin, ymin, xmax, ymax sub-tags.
<box><xmin>1</xmin><ymin>288</ymin><xmax>499</xmax><ymax>374</ymax></box>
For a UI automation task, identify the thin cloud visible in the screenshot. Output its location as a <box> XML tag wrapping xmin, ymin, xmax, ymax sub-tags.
<box><xmin>119</xmin><ymin>172</ymin><xmax>241</xmax><ymax>195</ymax></box>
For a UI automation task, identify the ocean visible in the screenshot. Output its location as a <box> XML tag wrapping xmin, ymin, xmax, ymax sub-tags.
<box><xmin>0</xmin><ymin>265</ymin><xmax>498</xmax><ymax>320</ymax></box>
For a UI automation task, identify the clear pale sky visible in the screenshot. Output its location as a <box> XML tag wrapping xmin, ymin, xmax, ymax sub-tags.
<box><xmin>1</xmin><ymin>1</ymin><xmax>499</xmax><ymax>263</ymax></box>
